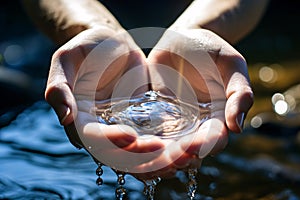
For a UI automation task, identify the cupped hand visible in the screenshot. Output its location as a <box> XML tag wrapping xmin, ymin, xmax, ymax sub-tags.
<box><xmin>45</xmin><ymin>27</ymin><xmax>159</xmax><ymax>164</ymax></box>
<box><xmin>141</xmin><ymin>28</ymin><xmax>254</xmax><ymax>176</ymax></box>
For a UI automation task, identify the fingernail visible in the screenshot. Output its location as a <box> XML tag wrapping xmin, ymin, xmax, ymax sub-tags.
<box><xmin>236</xmin><ymin>112</ymin><xmax>245</xmax><ymax>132</ymax></box>
<box><xmin>60</xmin><ymin>107</ymin><xmax>71</xmax><ymax>125</ymax></box>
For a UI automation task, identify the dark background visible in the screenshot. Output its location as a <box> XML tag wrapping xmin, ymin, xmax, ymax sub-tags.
<box><xmin>237</xmin><ymin>0</ymin><xmax>300</xmax><ymax>63</ymax></box>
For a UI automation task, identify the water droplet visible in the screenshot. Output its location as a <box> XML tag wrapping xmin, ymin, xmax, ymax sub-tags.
<box><xmin>115</xmin><ymin>186</ymin><xmax>127</xmax><ymax>200</ymax></box>
<box><xmin>113</xmin><ymin>171</ymin><xmax>128</xmax><ymax>199</ymax></box>
<box><xmin>117</xmin><ymin>173</ymin><xmax>126</xmax><ymax>185</ymax></box>
<box><xmin>96</xmin><ymin>167</ymin><xmax>103</xmax><ymax>176</ymax></box>
<box><xmin>96</xmin><ymin>177</ymin><xmax>103</xmax><ymax>186</ymax></box>
<box><xmin>187</xmin><ymin>168</ymin><xmax>198</xmax><ymax>200</ymax></box>
<box><xmin>95</xmin><ymin>162</ymin><xmax>104</xmax><ymax>186</ymax></box>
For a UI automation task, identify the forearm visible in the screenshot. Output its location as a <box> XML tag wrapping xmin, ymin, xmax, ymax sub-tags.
<box><xmin>171</xmin><ymin>0</ymin><xmax>270</xmax><ymax>44</ymax></box>
<box><xmin>22</xmin><ymin>0</ymin><xmax>123</xmax><ymax>45</ymax></box>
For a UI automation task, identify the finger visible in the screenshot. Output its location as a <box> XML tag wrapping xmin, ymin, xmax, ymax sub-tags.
<box><xmin>132</xmin><ymin>150</ymin><xmax>176</xmax><ymax>179</ymax></box>
<box><xmin>124</xmin><ymin>135</ymin><xmax>165</xmax><ymax>153</ymax></box>
<box><xmin>179</xmin><ymin>118</ymin><xmax>228</xmax><ymax>158</ymax></box>
<box><xmin>167</xmin><ymin>140</ymin><xmax>194</xmax><ymax>169</ymax></box>
<box><xmin>45</xmin><ymin>45</ymin><xmax>85</xmax><ymax>125</ymax></box>
<box><xmin>75</xmin><ymin>102</ymin><xmax>138</xmax><ymax>148</ymax></box>
<box><xmin>45</xmin><ymin>82</ymin><xmax>77</xmax><ymax>126</ymax></box>
<box><xmin>216</xmin><ymin>51</ymin><xmax>254</xmax><ymax>133</ymax></box>
<box><xmin>79</xmin><ymin>119</ymin><xmax>167</xmax><ymax>173</ymax></box>
<box><xmin>225</xmin><ymin>76</ymin><xmax>253</xmax><ymax>133</ymax></box>
<box><xmin>76</xmin><ymin>115</ymin><xmax>138</xmax><ymax>149</ymax></box>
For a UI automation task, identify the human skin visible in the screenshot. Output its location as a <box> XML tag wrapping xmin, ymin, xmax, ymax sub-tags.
<box><xmin>22</xmin><ymin>0</ymin><xmax>269</xmax><ymax>179</ymax></box>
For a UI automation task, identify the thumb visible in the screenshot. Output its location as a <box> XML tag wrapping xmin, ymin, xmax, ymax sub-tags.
<box><xmin>214</xmin><ymin>41</ymin><xmax>254</xmax><ymax>133</ymax></box>
<box><xmin>45</xmin><ymin>44</ymin><xmax>82</xmax><ymax>126</ymax></box>
<box><xmin>45</xmin><ymin>82</ymin><xmax>77</xmax><ymax>126</ymax></box>
<box><xmin>225</xmin><ymin>72</ymin><xmax>253</xmax><ymax>133</ymax></box>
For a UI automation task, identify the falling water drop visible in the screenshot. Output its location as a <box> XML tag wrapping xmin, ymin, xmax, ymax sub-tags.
<box><xmin>115</xmin><ymin>172</ymin><xmax>127</xmax><ymax>200</ymax></box>
<box><xmin>117</xmin><ymin>172</ymin><xmax>126</xmax><ymax>185</ymax></box>
<box><xmin>95</xmin><ymin>162</ymin><xmax>104</xmax><ymax>186</ymax></box>
<box><xmin>96</xmin><ymin>166</ymin><xmax>103</xmax><ymax>176</ymax></box>
<box><xmin>115</xmin><ymin>186</ymin><xmax>127</xmax><ymax>200</ymax></box>
<box><xmin>96</xmin><ymin>177</ymin><xmax>103</xmax><ymax>186</ymax></box>
<box><xmin>187</xmin><ymin>168</ymin><xmax>198</xmax><ymax>200</ymax></box>
<box><xmin>143</xmin><ymin>177</ymin><xmax>161</xmax><ymax>200</ymax></box>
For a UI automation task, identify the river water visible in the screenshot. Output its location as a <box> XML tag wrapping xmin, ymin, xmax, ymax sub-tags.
<box><xmin>0</xmin><ymin>102</ymin><xmax>145</xmax><ymax>199</ymax></box>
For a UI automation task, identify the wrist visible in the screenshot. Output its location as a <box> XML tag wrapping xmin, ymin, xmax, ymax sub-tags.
<box><xmin>169</xmin><ymin>21</ymin><xmax>201</xmax><ymax>31</ymax></box>
<box><xmin>49</xmin><ymin>12</ymin><xmax>125</xmax><ymax>46</ymax></box>
<box><xmin>22</xmin><ymin>0</ymin><xmax>125</xmax><ymax>45</ymax></box>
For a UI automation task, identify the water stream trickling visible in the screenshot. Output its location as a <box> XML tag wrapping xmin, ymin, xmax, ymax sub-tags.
<box><xmin>93</xmin><ymin>91</ymin><xmax>212</xmax><ymax>199</ymax></box>
<box><xmin>143</xmin><ymin>177</ymin><xmax>161</xmax><ymax>200</ymax></box>
<box><xmin>187</xmin><ymin>168</ymin><xmax>198</xmax><ymax>200</ymax></box>
<box><xmin>115</xmin><ymin>172</ymin><xmax>127</xmax><ymax>200</ymax></box>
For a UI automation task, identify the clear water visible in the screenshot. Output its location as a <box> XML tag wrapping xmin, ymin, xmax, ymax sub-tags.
<box><xmin>95</xmin><ymin>91</ymin><xmax>210</xmax><ymax>139</ymax></box>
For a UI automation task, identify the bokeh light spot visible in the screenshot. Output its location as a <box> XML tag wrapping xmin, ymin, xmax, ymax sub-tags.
<box><xmin>274</xmin><ymin>100</ymin><xmax>289</xmax><ymax>115</ymax></box>
<box><xmin>3</xmin><ymin>44</ymin><xmax>25</xmax><ymax>66</ymax></box>
<box><xmin>251</xmin><ymin>116</ymin><xmax>263</xmax><ymax>128</ymax></box>
<box><xmin>259</xmin><ymin>66</ymin><xmax>277</xmax><ymax>83</ymax></box>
